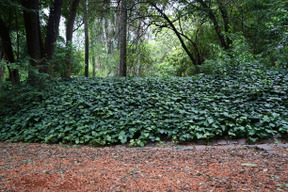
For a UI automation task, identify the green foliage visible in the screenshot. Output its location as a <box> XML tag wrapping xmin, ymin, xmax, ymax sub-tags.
<box><xmin>265</xmin><ymin>1</ymin><xmax>288</xmax><ymax>69</ymax></box>
<box><xmin>147</xmin><ymin>38</ymin><xmax>176</xmax><ymax>76</ymax></box>
<box><xmin>0</xmin><ymin>61</ymin><xmax>9</xmax><ymax>83</ymax></box>
<box><xmin>146</xmin><ymin>0</ymin><xmax>287</xmax><ymax>77</ymax></box>
<box><xmin>200</xmin><ymin>33</ymin><xmax>264</xmax><ymax>77</ymax></box>
<box><xmin>0</xmin><ymin>56</ymin><xmax>30</xmax><ymax>83</ymax></box>
<box><xmin>165</xmin><ymin>47</ymin><xmax>191</xmax><ymax>77</ymax></box>
<box><xmin>53</xmin><ymin>42</ymin><xmax>83</xmax><ymax>77</ymax></box>
<box><xmin>0</xmin><ymin>71</ymin><xmax>287</xmax><ymax>146</ymax></box>
<box><xmin>127</xmin><ymin>42</ymin><xmax>154</xmax><ymax>77</ymax></box>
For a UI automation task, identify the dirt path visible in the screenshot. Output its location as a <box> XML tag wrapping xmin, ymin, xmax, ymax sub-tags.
<box><xmin>0</xmin><ymin>142</ymin><xmax>287</xmax><ymax>191</ymax></box>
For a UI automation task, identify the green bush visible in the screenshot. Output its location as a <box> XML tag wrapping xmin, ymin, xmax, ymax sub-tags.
<box><xmin>0</xmin><ymin>71</ymin><xmax>287</xmax><ymax>146</ymax></box>
<box><xmin>52</xmin><ymin>42</ymin><xmax>83</xmax><ymax>78</ymax></box>
<box><xmin>200</xmin><ymin>33</ymin><xmax>265</xmax><ymax>76</ymax></box>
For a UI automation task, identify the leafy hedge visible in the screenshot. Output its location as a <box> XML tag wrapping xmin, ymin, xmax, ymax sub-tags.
<box><xmin>0</xmin><ymin>71</ymin><xmax>288</xmax><ymax>146</ymax></box>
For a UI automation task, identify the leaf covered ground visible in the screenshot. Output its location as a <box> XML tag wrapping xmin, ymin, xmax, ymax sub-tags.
<box><xmin>0</xmin><ymin>142</ymin><xmax>287</xmax><ymax>191</ymax></box>
<box><xmin>1</xmin><ymin>72</ymin><xmax>288</xmax><ymax>146</ymax></box>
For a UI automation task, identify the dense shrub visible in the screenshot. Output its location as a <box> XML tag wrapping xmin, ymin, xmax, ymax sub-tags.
<box><xmin>0</xmin><ymin>71</ymin><xmax>287</xmax><ymax>146</ymax></box>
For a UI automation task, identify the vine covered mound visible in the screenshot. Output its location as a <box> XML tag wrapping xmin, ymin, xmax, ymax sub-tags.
<box><xmin>0</xmin><ymin>71</ymin><xmax>287</xmax><ymax>146</ymax></box>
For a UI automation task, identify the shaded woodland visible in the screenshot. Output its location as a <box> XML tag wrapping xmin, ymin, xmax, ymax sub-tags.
<box><xmin>0</xmin><ymin>0</ymin><xmax>287</xmax><ymax>82</ymax></box>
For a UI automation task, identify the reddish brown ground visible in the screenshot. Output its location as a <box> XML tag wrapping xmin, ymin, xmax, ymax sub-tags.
<box><xmin>0</xmin><ymin>142</ymin><xmax>287</xmax><ymax>192</ymax></box>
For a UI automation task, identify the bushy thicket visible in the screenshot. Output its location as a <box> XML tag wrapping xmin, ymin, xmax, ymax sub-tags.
<box><xmin>0</xmin><ymin>70</ymin><xmax>287</xmax><ymax>146</ymax></box>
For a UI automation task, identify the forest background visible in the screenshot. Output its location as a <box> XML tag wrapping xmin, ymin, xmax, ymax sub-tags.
<box><xmin>0</xmin><ymin>0</ymin><xmax>287</xmax><ymax>82</ymax></box>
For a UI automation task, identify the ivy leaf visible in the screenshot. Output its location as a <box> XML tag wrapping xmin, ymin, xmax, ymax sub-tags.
<box><xmin>118</xmin><ymin>131</ymin><xmax>127</xmax><ymax>144</ymax></box>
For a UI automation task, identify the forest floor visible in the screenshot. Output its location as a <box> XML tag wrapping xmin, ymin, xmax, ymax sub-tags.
<box><xmin>0</xmin><ymin>141</ymin><xmax>288</xmax><ymax>192</ymax></box>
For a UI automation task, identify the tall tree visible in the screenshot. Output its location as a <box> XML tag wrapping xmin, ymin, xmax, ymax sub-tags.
<box><xmin>216</xmin><ymin>0</ymin><xmax>232</xmax><ymax>47</ymax></box>
<box><xmin>0</xmin><ymin>43</ymin><xmax>4</xmax><ymax>83</ymax></box>
<box><xmin>43</xmin><ymin>0</ymin><xmax>63</xmax><ymax>74</ymax></box>
<box><xmin>0</xmin><ymin>18</ymin><xmax>20</xmax><ymax>85</ymax></box>
<box><xmin>23</xmin><ymin>0</ymin><xmax>64</xmax><ymax>82</ymax></box>
<box><xmin>195</xmin><ymin>0</ymin><xmax>230</xmax><ymax>49</ymax></box>
<box><xmin>64</xmin><ymin>0</ymin><xmax>81</xmax><ymax>78</ymax></box>
<box><xmin>84</xmin><ymin>0</ymin><xmax>89</xmax><ymax>77</ymax></box>
<box><xmin>22</xmin><ymin>0</ymin><xmax>43</xmax><ymax>70</ymax></box>
<box><xmin>119</xmin><ymin>0</ymin><xmax>127</xmax><ymax>77</ymax></box>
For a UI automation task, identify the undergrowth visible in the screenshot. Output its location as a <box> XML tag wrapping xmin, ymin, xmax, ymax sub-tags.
<box><xmin>0</xmin><ymin>70</ymin><xmax>287</xmax><ymax>146</ymax></box>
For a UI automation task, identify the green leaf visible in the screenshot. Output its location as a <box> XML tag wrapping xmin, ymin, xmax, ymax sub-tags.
<box><xmin>196</xmin><ymin>133</ymin><xmax>203</xmax><ymax>139</ymax></box>
<box><xmin>263</xmin><ymin>116</ymin><xmax>270</xmax><ymax>122</ymax></box>
<box><xmin>207</xmin><ymin>117</ymin><xmax>214</xmax><ymax>124</ymax></box>
<box><xmin>118</xmin><ymin>131</ymin><xmax>127</xmax><ymax>144</ymax></box>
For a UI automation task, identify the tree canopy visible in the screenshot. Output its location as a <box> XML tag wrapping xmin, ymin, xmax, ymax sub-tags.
<box><xmin>0</xmin><ymin>0</ymin><xmax>287</xmax><ymax>81</ymax></box>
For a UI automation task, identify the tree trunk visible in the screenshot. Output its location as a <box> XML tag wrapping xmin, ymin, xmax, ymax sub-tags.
<box><xmin>64</xmin><ymin>0</ymin><xmax>80</xmax><ymax>78</ymax></box>
<box><xmin>197</xmin><ymin>0</ymin><xmax>229</xmax><ymax>49</ymax></box>
<box><xmin>217</xmin><ymin>0</ymin><xmax>231</xmax><ymax>48</ymax></box>
<box><xmin>0</xmin><ymin>65</ymin><xmax>4</xmax><ymax>84</ymax></box>
<box><xmin>84</xmin><ymin>0</ymin><xmax>89</xmax><ymax>77</ymax></box>
<box><xmin>92</xmin><ymin>55</ymin><xmax>96</xmax><ymax>77</ymax></box>
<box><xmin>22</xmin><ymin>0</ymin><xmax>43</xmax><ymax>68</ymax></box>
<box><xmin>0</xmin><ymin>41</ymin><xmax>5</xmax><ymax>83</ymax></box>
<box><xmin>44</xmin><ymin>0</ymin><xmax>63</xmax><ymax>74</ymax></box>
<box><xmin>119</xmin><ymin>0</ymin><xmax>127</xmax><ymax>77</ymax></box>
<box><xmin>0</xmin><ymin>18</ymin><xmax>20</xmax><ymax>85</ymax></box>
<box><xmin>135</xmin><ymin>18</ymin><xmax>145</xmax><ymax>76</ymax></box>
<box><xmin>102</xmin><ymin>19</ymin><xmax>109</xmax><ymax>53</ymax></box>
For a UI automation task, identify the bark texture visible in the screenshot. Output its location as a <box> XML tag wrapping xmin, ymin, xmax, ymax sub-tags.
<box><xmin>0</xmin><ymin>39</ymin><xmax>5</xmax><ymax>83</ymax></box>
<box><xmin>217</xmin><ymin>0</ymin><xmax>231</xmax><ymax>47</ymax></box>
<box><xmin>84</xmin><ymin>0</ymin><xmax>89</xmax><ymax>77</ymax></box>
<box><xmin>44</xmin><ymin>0</ymin><xmax>63</xmax><ymax>74</ymax></box>
<box><xmin>22</xmin><ymin>0</ymin><xmax>43</xmax><ymax>67</ymax></box>
<box><xmin>119</xmin><ymin>0</ymin><xmax>127</xmax><ymax>77</ymax></box>
<box><xmin>0</xmin><ymin>18</ymin><xmax>20</xmax><ymax>85</ymax></box>
<box><xmin>64</xmin><ymin>0</ymin><xmax>81</xmax><ymax>78</ymax></box>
